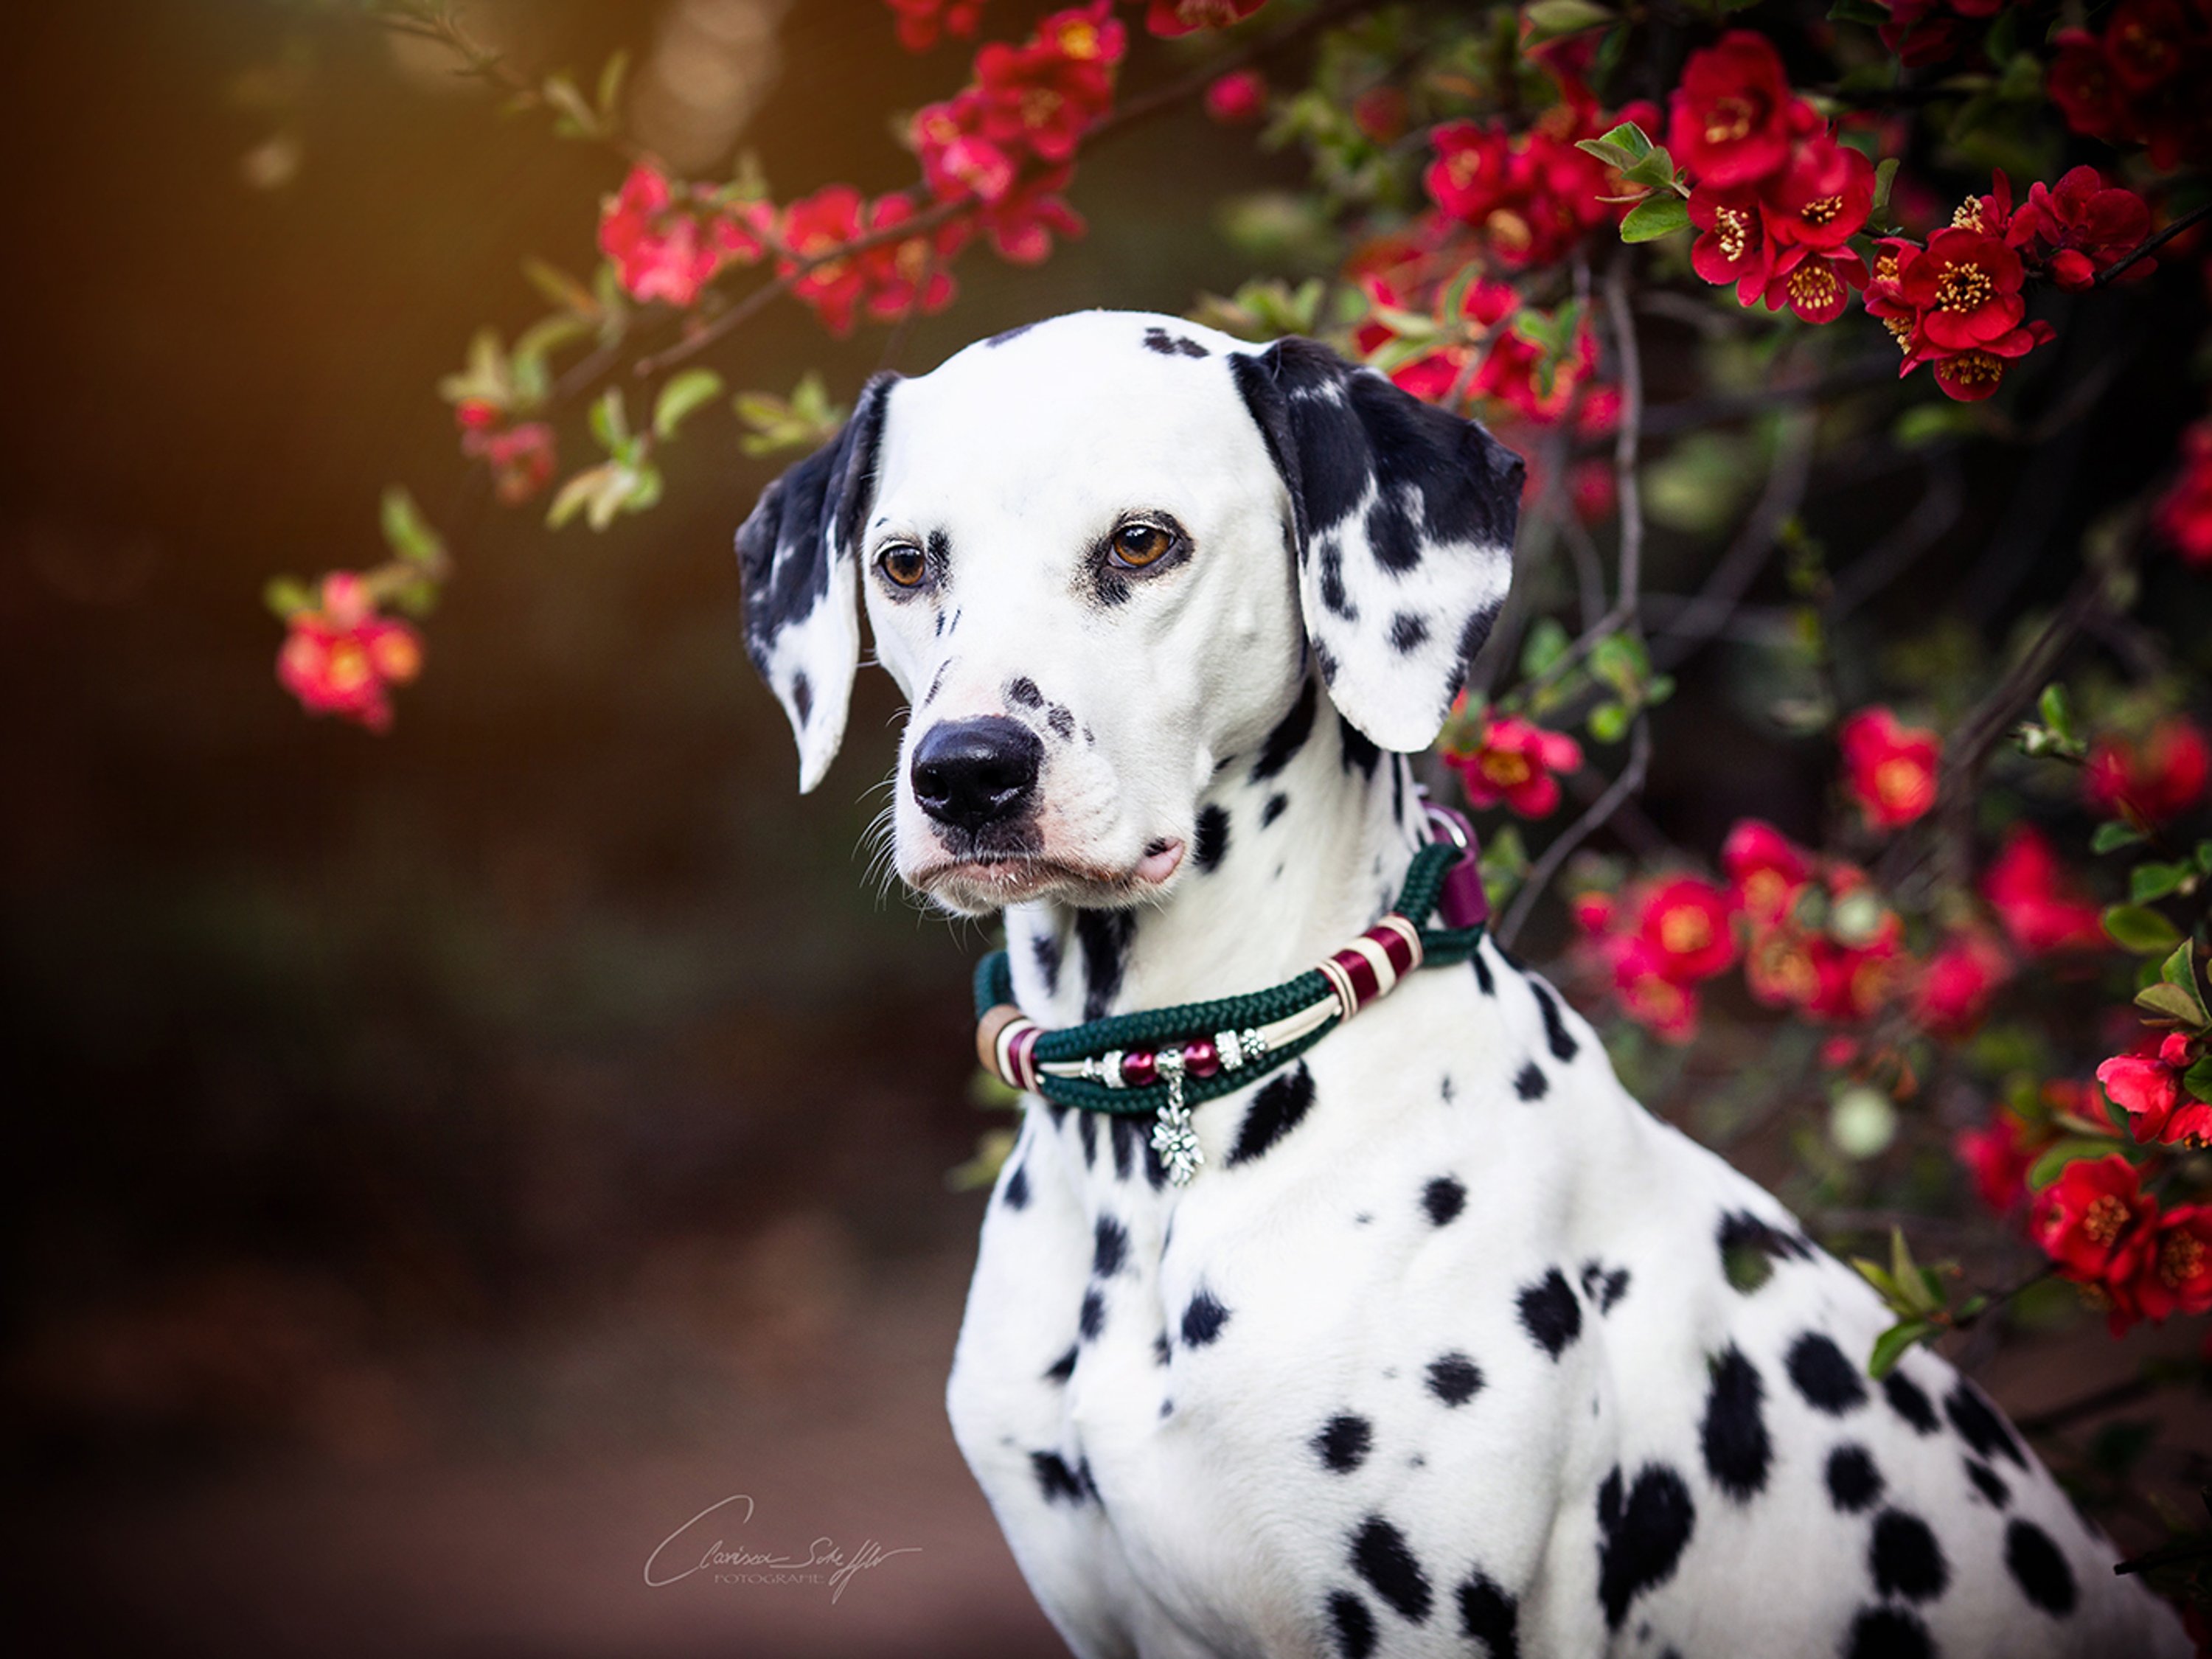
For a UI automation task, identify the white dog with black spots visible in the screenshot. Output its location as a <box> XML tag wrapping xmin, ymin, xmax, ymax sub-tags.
<box><xmin>734</xmin><ymin>310</ymin><xmax>2189</xmax><ymax>1659</ymax></box>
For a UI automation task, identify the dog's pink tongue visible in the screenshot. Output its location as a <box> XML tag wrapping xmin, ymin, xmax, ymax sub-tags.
<box><xmin>1137</xmin><ymin>839</ymin><xmax>1185</xmax><ymax>883</ymax></box>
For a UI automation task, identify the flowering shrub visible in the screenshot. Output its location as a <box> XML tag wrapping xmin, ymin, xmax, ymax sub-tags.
<box><xmin>265</xmin><ymin>0</ymin><xmax>2212</xmax><ymax>1599</ymax></box>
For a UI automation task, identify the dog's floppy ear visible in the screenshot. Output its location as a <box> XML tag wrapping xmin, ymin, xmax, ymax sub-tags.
<box><xmin>734</xmin><ymin>373</ymin><xmax>898</xmax><ymax>793</ymax></box>
<box><xmin>1230</xmin><ymin>337</ymin><xmax>1524</xmax><ymax>752</ymax></box>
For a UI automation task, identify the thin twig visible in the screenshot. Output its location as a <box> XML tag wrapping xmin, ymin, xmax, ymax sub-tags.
<box><xmin>2096</xmin><ymin>201</ymin><xmax>2212</xmax><ymax>288</ymax></box>
<box><xmin>1500</xmin><ymin>715</ymin><xmax>1652</xmax><ymax>945</ymax></box>
<box><xmin>2014</xmin><ymin>1374</ymin><xmax>2162</xmax><ymax>1437</ymax></box>
<box><xmin>1651</xmin><ymin>407</ymin><xmax>1817</xmax><ymax>670</ymax></box>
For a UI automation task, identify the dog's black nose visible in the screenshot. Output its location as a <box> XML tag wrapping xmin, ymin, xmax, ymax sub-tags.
<box><xmin>911</xmin><ymin>717</ymin><xmax>1043</xmax><ymax>832</ymax></box>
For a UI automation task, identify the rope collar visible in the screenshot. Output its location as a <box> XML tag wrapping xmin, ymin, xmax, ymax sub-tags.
<box><xmin>973</xmin><ymin>804</ymin><xmax>1489</xmax><ymax>1185</ymax></box>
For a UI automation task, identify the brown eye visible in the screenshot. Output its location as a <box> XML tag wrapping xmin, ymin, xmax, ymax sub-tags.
<box><xmin>1110</xmin><ymin>522</ymin><xmax>1174</xmax><ymax>569</ymax></box>
<box><xmin>879</xmin><ymin>544</ymin><xmax>928</xmax><ymax>588</ymax></box>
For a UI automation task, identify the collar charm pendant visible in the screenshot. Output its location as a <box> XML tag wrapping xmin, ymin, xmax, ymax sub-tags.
<box><xmin>1150</xmin><ymin>1049</ymin><xmax>1203</xmax><ymax>1186</ymax></box>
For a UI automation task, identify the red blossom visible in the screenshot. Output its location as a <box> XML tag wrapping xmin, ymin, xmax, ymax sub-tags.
<box><xmin>1839</xmin><ymin>706</ymin><xmax>1941</xmax><ymax>830</ymax></box>
<box><xmin>853</xmin><ymin>195</ymin><xmax>967</xmax><ymax>321</ymax></box>
<box><xmin>2131</xmin><ymin>1205</ymin><xmax>2212</xmax><ymax>1321</ymax></box>
<box><xmin>1425</xmin><ymin>99</ymin><xmax>1662</xmax><ymax>271</ymax></box>
<box><xmin>1688</xmin><ymin>186</ymin><xmax>1772</xmax><ymax>305</ymax></box>
<box><xmin>1575</xmin><ymin>874</ymin><xmax>1739</xmax><ymax>1044</ymax></box>
<box><xmin>1913</xmin><ymin>930</ymin><xmax>2011</xmax><ymax>1037</ymax></box>
<box><xmin>778</xmin><ymin>186</ymin><xmax>869</xmax><ymax>335</ymax></box>
<box><xmin>1721</xmin><ymin>818</ymin><xmax>1811</xmax><ymax>927</ymax></box>
<box><xmin>275</xmin><ymin>573</ymin><xmax>424</xmax><ymax>733</ymax></box>
<box><xmin>460</xmin><ymin>417</ymin><xmax>557</xmax><ymax>506</ymax></box>
<box><xmin>1606</xmin><ymin>935</ymin><xmax>1707</xmax><ymax>1043</ymax></box>
<box><xmin>597</xmin><ymin>161</ymin><xmax>770</xmax><ymax>309</ymax></box>
<box><xmin>2100</xmin><ymin>1032</ymin><xmax>2212</xmax><ymax>1148</ymax></box>
<box><xmin>1954</xmin><ymin>1107</ymin><xmax>2036</xmax><ymax>1216</ymax></box>
<box><xmin>1666</xmin><ymin>32</ymin><xmax>1815</xmax><ymax>190</ymax></box>
<box><xmin>1143</xmin><ymin>0</ymin><xmax>1265</xmax><ymax>37</ymax></box>
<box><xmin>1203</xmin><ymin>69</ymin><xmax>1266</xmax><ymax>125</ymax></box>
<box><xmin>971</xmin><ymin>1</ymin><xmax>1123</xmax><ymax>167</ymax></box>
<box><xmin>1634</xmin><ymin>876</ymin><xmax>1740</xmax><ymax>982</ymax></box>
<box><xmin>1880</xmin><ymin>0</ymin><xmax>2017</xmax><ymax>69</ymax></box>
<box><xmin>2154</xmin><ymin>419</ymin><xmax>2212</xmax><ymax>566</ymax></box>
<box><xmin>1447</xmin><ymin>715</ymin><xmax>1583</xmax><ymax>818</ymax></box>
<box><xmin>884</xmin><ymin>0</ymin><xmax>987</xmax><ymax>51</ymax></box>
<box><xmin>2084</xmin><ymin>717</ymin><xmax>2211</xmax><ymax>823</ymax></box>
<box><xmin>1899</xmin><ymin>228</ymin><xmax>2025</xmax><ymax>352</ymax></box>
<box><xmin>1761</xmin><ymin>133</ymin><xmax>1874</xmax><ymax>251</ymax></box>
<box><xmin>2045</xmin><ymin>0</ymin><xmax>2212</xmax><ymax>170</ymax></box>
<box><xmin>976</xmin><ymin>168</ymin><xmax>1085</xmax><ymax>262</ymax></box>
<box><xmin>1982</xmin><ymin>824</ymin><xmax>2107</xmax><ymax>956</ymax></box>
<box><xmin>2008</xmin><ymin>167</ymin><xmax>2154</xmax><ymax>291</ymax></box>
<box><xmin>2030</xmin><ymin>1152</ymin><xmax>2158</xmax><ymax>1287</ymax></box>
<box><xmin>1761</xmin><ymin>245</ymin><xmax>1867</xmax><ymax>325</ymax></box>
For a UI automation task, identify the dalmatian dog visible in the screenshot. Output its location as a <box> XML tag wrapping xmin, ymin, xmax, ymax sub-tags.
<box><xmin>734</xmin><ymin>310</ymin><xmax>2189</xmax><ymax>1659</ymax></box>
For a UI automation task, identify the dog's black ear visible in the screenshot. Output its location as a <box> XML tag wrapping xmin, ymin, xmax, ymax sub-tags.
<box><xmin>734</xmin><ymin>373</ymin><xmax>898</xmax><ymax>792</ymax></box>
<box><xmin>1230</xmin><ymin>337</ymin><xmax>1523</xmax><ymax>752</ymax></box>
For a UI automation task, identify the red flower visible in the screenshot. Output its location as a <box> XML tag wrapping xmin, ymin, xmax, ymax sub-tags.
<box><xmin>460</xmin><ymin>417</ymin><xmax>557</xmax><ymax>506</ymax></box>
<box><xmin>2030</xmin><ymin>1152</ymin><xmax>2157</xmax><ymax>1285</ymax></box>
<box><xmin>597</xmin><ymin>162</ymin><xmax>769</xmax><ymax>308</ymax></box>
<box><xmin>1634</xmin><ymin>876</ymin><xmax>1740</xmax><ymax>982</ymax></box>
<box><xmin>1722</xmin><ymin>818</ymin><xmax>1811</xmax><ymax>927</ymax></box>
<box><xmin>1913</xmin><ymin>931</ymin><xmax>2011</xmax><ymax>1037</ymax></box>
<box><xmin>2044</xmin><ymin>2</ymin><xmax>2212</xmax><ymax>170</ymax></box>
<box><xmin>2008</xmin><ymin>167</ymin><xmax>2154</xmax><ymax>291</ymax></box>
<box><xmin>1924</xmin><ymin>321</ymin><xmax>2054</xmax><ymax>403</ymax></box>
<box><xmin>1144</xmin><ymin>0</ymin><xmax>1265</xmax><ymax>37</ymax></box>
<box><xmin>2155</xmin><ymin>420</ymin><xmax>2212</xmax><ymax>566</ymax></box>
<box><xmin>914</xmin><ymin>97</ymin><xmax>1020</xmax><ymax>204</ymax></box>
<box><xmin>973</xmin><ymin>2</ymin><xmax>1124</xmax><ymax>166</ymax></box>
<box><xmin>2084</xmin><ymin>718</ymin><xmax>2211</xmax><ymax>823</ymax></box>
<box><xmin>275</xmin><ymin>573</ymin><xmax>424</xmax><ymax>733</ymax></box>
<box><xmin>1425</xmin><ymin>99</ymin><xmax>1662</xmax><ymax>271</ymax></box>
<box><xmin>1204</xmin><ymin>69</ymin><xmax>1266</xmax><ymax>125</ymax></box>
<box><xmin>1839</xmin><ymin>706</ymin><xmax>1941</xmax><ymax>830</ymax></box>
<box><xmin>1899</xmin><ymin>228</ymin><xmax>2025</xmax><ymax>353</ymax></box>
<box><xmin>1982</xmin><ymin>824</ymin><xmax>2106</xmax><ymax>956</ymax></box>
<box><xmin>1879</xmin><ymin>0</ymin><xmax>2011</xmax><ymax>69</ymax></box>
<box><xmin>1761</xmin><ymin>244</ymin><xmax>1867</xmax><ymax>325</ymax></box>
<box><xmin>1761</xmin><ymin>133</ymin><xmax>1874</xmax><ymax>251</ymax></box>
<box><xmin>778</xmin><ymin>186</ymin><xmax>869</xmax><ymax>335</ymax></box>
<box><xmin>2100</xmin><ymin>1032</ymin><xmax>2212</xmax><ymax>1147</ymax></box>
<box><xmin>2048</xmin><ymin>29</ymin><xmax>2126</xmax><ymax>144</ymax></box>
<box><xmin>1447</xmin><ymin>716</ymin><xmax>1583</xmax><ymax>818</ymax></box>
<box><xmin>2130</xmin><ymin>1206</ymin><xmax>2212</xmax><ymax>1321</ymax></box>
<box><xmin>1575</xmin><ymin>876</ymin><xmax>1737</xmax><ymax>1044</ymax></box>
<box><xmin>977</xmin><ymin>168</ymin><xmax>1085</xmax><ymax>262</ymax></box>
<box><xmin>1954</xmin><ymin>1107</ymin><xmax>2035</xmax><ymax>1216</ymax></box>
<box><xmin>854</xmin><ymin>194</ymin><xmax>967</xmax><ymax>321</ymax></box>
<box><xmin>1688</xmin><ymin>186</ymin><xmax>1773</xmax><ymax>305</ymax></box>
<box><xmin>1607</xmin><ymin>936</ymin><xmax>1706</xmax><ymax>1044</ymax></box>
<box><xmin>1666</xmin><ymin>32</ymin><xmax>1814</xmax><ymax>189</ymax></box>
<box><xmin>884</xmin><ymin>0</ymin><xmax>986</xmax><ymax>51</ymax></box>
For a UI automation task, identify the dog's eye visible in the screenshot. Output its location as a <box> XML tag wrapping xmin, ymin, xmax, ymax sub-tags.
<box><xmin>1109</xmin><ymin>523</ymin><xmax>1174</xmax><ymax>569</ymax></box>
<box><xmin>878</xmin><ymin>544</ymin><xmax>928</xmax><ymax>588</ymax></box>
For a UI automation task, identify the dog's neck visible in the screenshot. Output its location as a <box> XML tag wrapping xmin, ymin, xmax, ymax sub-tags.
<box><xmin>1004</xmin><ymin>678</ymin><xmax>1430</xmax><ymax>1026</ymax></box>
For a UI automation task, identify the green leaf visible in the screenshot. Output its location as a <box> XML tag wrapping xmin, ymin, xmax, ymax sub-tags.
<box><xmin>1618</xmin><ymin>146</ymin><xmax>1683</xmax><ymax>190</ymax></box>
<box><xmin>547</xmin><ymin>463</ymin><xmax>619</xmax><ymax>530</ymax></box>
<box><xmin>1522</xmin><ymin>0</ymin><xmax>1614</xmax><ymax>44</ymax></box>
<box><xmin>588</xmin><ymin>387</ymin><xmax>629</xmax><ymax>453</ymax></box>
<box><xmin>521</xmin><ymin>257</ymin><xmax>600</xmax><ymax>319</ymax></box>
<box><xmin>1867</xmin><ymin>1319</ymin><xmax>1938</xmax><ymax>1380</ymax></box>
<box><xmin>2183</xmin><ymin>1056</ymin><xmax>2212</xmax><ymax>1102</ymax></box>
<box><xmin>653</xmin><ymin>368</ymin><xmax>726</xmax><ymax>439</ymax></box>
<box><xmin>2134</xmin><ymin>982</ymin><xmax>2205</xmax><ymax>1026</ymax></box>
<box><xmin>2104</xmin><ymin>903</ymin><xmax>2183</xmax><ymax>955</ymax></box>
<box><xmin>264</xmin><ymin>575</ymin><xmax>316</xmax><ymax>619</ymax></box>
<box><xmin>596</xmin><ymin>47</ymin><xmax>630</xmax><ymax>119</ymax></box>
<box><xmin>2093</xmin><ymin>821</ymin><xmax>2149</xmax><ymax>854</ymax></box>
<box><xmin>2132</xmin><ymin>862</ymin><xmax>2188</xmax><ymax>904</ymax></box>
<box><xmin>1520</xmin><ymin>616</ymin><xmax>1571</xmax><ymax>678</ymax></box>
<box><xmin>1888</xmin><ymin>1228</ymin><xmax>1939</xmax><ymax>1315</ymax></box>
<box><xmin>1893</xmin><ymin>403</ymin><xmax>1980</xmax><ymax>447</ymax></box>
<box><xmin>2028</xmin><ymin>1138</ymin><xmax>2121</xmax><ymax>1191</ymax></box>
<box><xmin>378</xmin><ymin>486</ymin><xmax>444</xmax><ymax>565</ymax></box>
<box><xmin>1850</xmin><ymin>1256</ymin><xmax>1899</xmax><ymax>1304</ymax></box>
<box><xmin>1618</xmin><ymin>193</ymin><xmax>1691</xmax><ymax>243</ymax></box>
<box><xmin>2037</xmin><ymin>682</ymin><xmax>2076</xmax><ymax>742</ymax></box>
<box><xmin>1593</xmin><ymin>119</ymin><xmax>1653</xmax><ymax>161</ymax></box>
<box><xmin>1588</xmin><ymin>700</ymin><xmax>1629</xmax><ymax>743</ymax></box>
<box><xmin>513</xmin><ymin>313</ymin><xmax>590</xmax><ymax>374</ymax></box>
<box><xmin>1870</xmin><ymin>156</ymin><xmax>1899</xmax><ymax>225</ymax></box>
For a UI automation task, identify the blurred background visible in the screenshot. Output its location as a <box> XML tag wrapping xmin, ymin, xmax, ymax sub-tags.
<box><xmin>1</xmin><ymin>1</ymin><xmax>2205</xmax><ymax>1654</ymax></box>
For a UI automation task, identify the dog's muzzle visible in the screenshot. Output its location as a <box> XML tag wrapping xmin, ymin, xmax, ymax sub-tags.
<box><xmin>911</xmin><ymin>717</ymin><xmax>1043</xmax><ymax>834</ymax></box>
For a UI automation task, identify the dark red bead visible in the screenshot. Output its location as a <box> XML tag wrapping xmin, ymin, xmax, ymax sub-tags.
<box><xmin>1121</xmin><ymin>1049</ymin><xmax>1158</xmax><ymax>1087</ymax></box>
<box><xmin>1182</xmin><ymin>1040</ymin><xmax>1220</xmax><ymax>1079</ymax></box>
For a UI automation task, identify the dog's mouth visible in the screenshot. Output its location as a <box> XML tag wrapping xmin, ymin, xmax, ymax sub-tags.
<box><xmin>910</xmin><ymin>840</ymin><xmax>1184</xmax><ymax>911</ymax></box>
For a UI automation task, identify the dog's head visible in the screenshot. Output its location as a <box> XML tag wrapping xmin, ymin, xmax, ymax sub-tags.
<box><xmin>736</xmin><ymin>310</ymin><xmax>1523</xmax><ymax>915</ymax></box>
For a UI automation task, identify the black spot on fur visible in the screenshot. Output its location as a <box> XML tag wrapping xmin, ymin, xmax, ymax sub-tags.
<box><xmin>1517</xmin><ymin>1268</ymin><xmax>1582</xmax><ymax>1360</ymax></box>
<box><xmin>1846</xmin><ymin>1607</ymin><xmax>1933</xmax><ymax>1659</ymax></box>
<box><xmin>1043</xmin><ymin>1346</ymin><xmax>1077</xmax><ymax>1384</ymax></box>
<box><xmin>1317</xmin><ymin>533</ymin><xmax>1357</xmax><ymax>621</ymax></box>
<box><xmin>1181</xmin><ymin>1289</ymin><xmax>1230</xmax><ymax>1347</ymax></box>
<box><xmin>1007</xmin><ymin>675</ymin><xmax>1043</xmax><ymax>708</ymax></box>
<box><xmin>1869</xmin><ymin>1509</ymin><xmax>1947</xmax><ymax>1603</ymax></box>
<box><xmin>1965</xmin><ymin>1458</ymin><xmax>2009</xmax><ymax>1507</ymax></box>
<box><xmin>1029</xmin><ymin>929</ymin><xmax>1061</xmax><ymax>996</ymax></box>
<box><xmin>1314</xmin><ymin>640</ymin><xmax>1339</xmax><ymax>687</ymax></box>
<box><xmin>1262</xmin><ymin>792</ymin><xmax>1289</xmax><ymax>827</ymax></box>
<box><xmin>1032</xmin><ymin>1450</ymin><xmax>1085</xmax><ymax>1505</ymax></box>
<box><xmin>1252</xmin><ymin>678</ymin><xmax>1318</xmax><ymax>782</ymax></box>
<box><xmin>1091</xmin><ymin>1216</ymin><xmax>1127</xmax><ymax>1279</ymax></box>
<box><xmin>1366</xmin><ymin>490</ymin><xmax>1425</xmax><ymax>574</ymax></box>
<box><xmin>1388</xmin><ymin>611</ymin><xmax>1431</xmax><ymax>655</ymax></box>
<box><xmin>1338</xmin><ymin>714</ymin><xmax>1382</xmax><ymax>779</ymax></box>
<box><xmin>790</xmin><ymin>671</ymin><xmax>811</xmax><ymax>726</ymax></box>
<box><xmin>2005</xmin><ymin>1518</ymin><xmax>2076</xmax><ymax>1615</ymax></box>
<box><xmin>1229</xmin><ymin>1062</ymin><xmax>1315</xmax><ymax>1166</ymax></box>
<box><xmin>1427</xmin><ymin>1352</ymin><xmax>1484</xmax><ymax>1407</ymax></box>
<box><xmin>1471</xmin><ymin>949</ymin><xmax>1495</xmax><ymax>995</ymax></box>
<box><xmin>1047</xmin><ymin>705</ymin><xmax>1075</xmax><ymax>741</ymax></box>
<box><xmin>1826</xmin><ymin>1444</ymin><xmax>1883</xmax><ymax>1513</ymax></box>
<box><xmin>1596</xmin><ymin>1464</ymin><xmax>1695</xmax><ymax>1631</ymax></box>
<box><xmin>924</xmin><ymin>658</ymin><xmax>951</xmax><ymax>705</ymax></box>
<box><xmin>1109</xmin><ymin>1113</ymin><xmax>1139</xmax><ymax>1180</ymax></box>
<box><xmin>984</xmin><ymin>321</ymin><xmax>1037</xmax><ymax>347</ymax></box>
<box><xmin>1717</xmin><ymin>1209</ymin><xmax>1812</xmax><ymax>1293</ymax></box>
<box><xmin>1194</xmin><ymin>805</ymin><xmax>1231</xmax><ymax>872</ymax></box>
<box><xmin>1349</xmin><ymin>1516</ymin><xmax>1432</xmax><ymax>1623</ymax></box>
<box><xmin>1423</xmin><ymin>1175</ymin><xmax>1466</xmax><ymax>1226</ymax></box>
<box><xmin>1075</xmin><ymin>908</ymin><xmax>1138</xmax><ymax>1021</ymax></box>
<box><xmin>1700</xmin><ymin>1346</ymin><xmax>1771</xmax><ymax>1502</ymax></box>
<box><xmin>1143</xmin><ymin>326</ymin><xmax>1208</xmax><ymax>358</ymax></box>
<box><xmin>1514</xmin><ymin>1061</ymin><xmax>1548</xmax><ymax>1101</ymax></box>
<box><xmin>1077</xmin><ymin>1108</ymin><xmax>1096</xmax><ymax>1168</ymax></box>
<box><xmin>1078</xmin><ymin>1287</ymin><xmax>1104</xmax><ymax>1341</ymax></box>
<box><xmin>1786</xmin><ymin>1332</ymin><xmax>1867</xmax><ymax>1416</ymax></box>
<box><xmin>1882</xmin><ymin>1369</ymin><xmax>1940</xmax><ymax>1435</ymax></box>
<box><xmin>1315</xmin><ymin>1413</ymin><xmax>1373</xmax><ymax>1472</ymax></box>
<box><xmin>1945</xmin><ymin>1380</ymin><xmax>2025</xmax><ymax>1470</ymax></box>
<box><xmin>1527</xmin><ymin>979</ymin><xmax>1578</xmax><ymax>1060</ymax></box>
<box><xmin>1152</xmin><ymin>1332</ymin><xmax>1171</xmax><ymax>1366</ymax></box>
<box><xmin>1578</xmin><ymin>1261</ymin><xmax>1630</xmax><ymax>1312</ymax></box>
<box><xmin>1457</xmin><ymin>1568</ymin><xmax>1520</xmax><ymax>1659</ymax></box>
<box><xmin>1002</xmin><ymin>1159</ymin><xmax>1029</xmax><ymax>1210</ymax></box>
<box><xmin>1327</xmin><ymin>1590</ymin><xmax>1377</xmax><ymax>1659</ymax></box>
